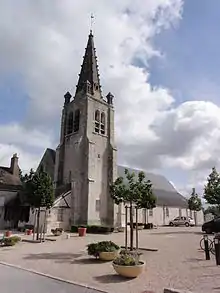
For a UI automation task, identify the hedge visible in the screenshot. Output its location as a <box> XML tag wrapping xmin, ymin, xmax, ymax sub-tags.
<box><xmin>127</xmin><ymin>223</ymin><xmax>153</xmax><ymax>229</ymax></box>
<box><xmin>144</xmin><ymin>223</ymin><xmax>153</xmax><ymax>229</ymax></box>
<box><xmin>127</xmin><ymin>223</ymin><xmax>144</xmax><ymax>227</ymax></box>
<box><xmin>71</xmin><ymin>225</ymin><xmax>114</xmax><ymax>234</ymax></box>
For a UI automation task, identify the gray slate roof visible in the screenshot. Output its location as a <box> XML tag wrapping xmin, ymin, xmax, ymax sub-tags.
<box><xmin>117</xmin><ymin>166</ymin><xmax>187</xmax><ymax>208</ymax></box>
<box><xmin>0</xmin><ymin>167</ymin><xmax>21</xmax><ymax>187</ymax></box>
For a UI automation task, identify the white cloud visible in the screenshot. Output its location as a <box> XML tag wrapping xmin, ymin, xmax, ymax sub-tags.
<box><xmin>0</xmin><ymin>144</ymin><xmax>39</xmax><ymax>173</ymax></box>
<box><xmin>0</xmin><ymin>123</ymin><xmax>54</xmax><ymax>149</ymax></box>
<box><xmin>1</xmin><ymin>0</ymin><xmax>219</xmax><ymax>193</ymax></box>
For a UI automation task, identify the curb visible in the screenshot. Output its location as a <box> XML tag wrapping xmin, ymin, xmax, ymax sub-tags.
<box><xmin>0</xmin><ymin>261</ymin><xmax>107</xmax><ymax>293</ymax></box>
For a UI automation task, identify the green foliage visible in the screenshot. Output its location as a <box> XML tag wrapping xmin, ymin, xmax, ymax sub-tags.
<box><xmin>110</xmin><ymin>169</ymin><xmax>156</xmax><ymax>251</ymax></box>
<box><xmin>120</xmin><ymin>249</ymin><xmax>142</xmax><ymax>257</ymax></box>
<box><xmin>110</xmin><ymin>168</ymin><xmax>156</xmax><ymax>209</ymax></box>
<box><xmin>20</xmin><ymin>168</ymin><xmax>54</xmax><ymax>241</ymax></box>
<box><xmin>204</xmin><ymin>167</ymin><xmax>220</xmax><ymax>207</ymax></box>
<box><xmin>3</xmin><ymin>236</ymin><xmax>21</xmax><ymax>247</ymax></box>
<box><xmin>204</xmin><ymin>205</ymin><xmax>220</xmax><ymax>217</ymax></box>
<box><xmin>113</xmin><ymin>251</ymin><xmax>143</xmax><ymax>266</ymax></box>
<box><xmin>87</xmin><ymin>243</ymin><xmax>100</xmax><ymax>258</ymax></box>
<box><xmin>87</xmin><ymin>241</ymin><xmax>120</xmax><ymax>258</ymax></box>
<box><xmin>97</xmin><ymin>241</ymin><xmax>119</xmax><ymax>252</ymax></box>
<box><xmin>22</xmin><ymin>169</ymin><xmax>54</xmax><ymax>209</ymax></box>
<box><xmin>188</xmin><ymin>188</ymin><xmax>202</xmax><ymax>211</ymax></box>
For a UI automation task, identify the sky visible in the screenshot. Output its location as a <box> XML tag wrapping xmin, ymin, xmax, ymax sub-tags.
<box><xmin>0</xmin><ymin>0</ymin><xmax>219</xmax><ymax>197</ymax></box>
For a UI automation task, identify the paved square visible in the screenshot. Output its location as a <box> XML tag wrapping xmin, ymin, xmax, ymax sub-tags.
<box><xmin>0</xmin><ymin>227</ymin><xmax>219</xmax><ymax>293</ymax></box>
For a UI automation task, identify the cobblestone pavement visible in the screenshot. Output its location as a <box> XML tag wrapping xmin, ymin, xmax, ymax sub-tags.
<box><xmin>0</xmin><ymin>227</ymin><xmax>219</xmax><ymax>293</ymax></box>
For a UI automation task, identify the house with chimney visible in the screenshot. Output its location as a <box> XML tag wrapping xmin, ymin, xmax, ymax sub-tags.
<box><xmin>0</xmin><ymin>154</ymin><xmax>29</xmax><ymax>229</ymax></box>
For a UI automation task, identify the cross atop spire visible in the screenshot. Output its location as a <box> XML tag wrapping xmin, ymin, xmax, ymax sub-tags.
<box><xmin>75</xmin><ymin>29</ymin><xmax>101</xmax><ymax>97</ymax></box>
<box><xmin>90</xmin><ymin>13</ymin><xmax>94</xmax><ymax>34</ymax></box>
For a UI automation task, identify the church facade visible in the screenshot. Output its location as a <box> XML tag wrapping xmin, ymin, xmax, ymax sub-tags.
<box><xmin>38</xmin><ymin>30</ymin><xmax>118</xmax><ymax>230</ymax></box>
<box><xmin>28</xmin><ymin>31</ymin><xmax>204</xmax><ymax>233</ymax></box>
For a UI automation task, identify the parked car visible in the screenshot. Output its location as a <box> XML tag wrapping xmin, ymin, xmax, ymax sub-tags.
<box><xmin>169</xmin><ymin>216</ymin><xmax>195</xmax><ymax>227</ymax></box>
<box><xmin>202</xmin><ymin>217</ymin><xmax>220</xmax><ymax>234</ymax></box>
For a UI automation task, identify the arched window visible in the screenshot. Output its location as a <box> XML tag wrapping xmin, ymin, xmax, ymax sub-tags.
<box><xmin>95</xmin><ymin>110</ymin><xmax>100</xmax><ymax>133</ymax></box>
<box><xmin>100</xmin><ymin>112</ymin><xmax>105</xmax><ymax>135</ymax></box>
<box><xmin>67</xmin><ymin>112</ymin><xmax>73</xmax><ymax>134</ymax></box>
<box><xmin>73</xmin><ymin>109</ymin><xmax>80</xmax><ymax>132</ymax></box>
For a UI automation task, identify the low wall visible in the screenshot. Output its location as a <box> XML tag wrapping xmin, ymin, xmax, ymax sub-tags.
<box><xmin>164</xmin><ymin>289</ymin><xmax>193</xmax><ymax>293</ymax></box>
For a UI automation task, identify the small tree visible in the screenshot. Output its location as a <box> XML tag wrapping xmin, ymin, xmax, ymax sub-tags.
<box><xmin>204</xmin><ymin>205</ymin><xmax>220</xmax><ymax>217</ymax></box>
<box><xmin>110</xmin><ymin>169</ymin><xmax>156</xmax><ymax>250</ymax></box>
<box><xmin>22</xmin><ymin>169</ymin><xmax>54</xmax><ymax>240</ymax></box>
<box><xmin>188</xmin><ymin>187</ymin><xmax>202</xmax><ymax>225</ymax></box>
<box><xmin>204</xmin><ymin>167</ymin><xmax>220</xmax><ymax>209</ymax></box>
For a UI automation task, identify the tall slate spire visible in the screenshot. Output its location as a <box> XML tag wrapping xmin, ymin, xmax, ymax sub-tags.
<box><xmin>75</xmin><ymin>31</ymin><xmax>101</xmax><ymax>96</ymax></box>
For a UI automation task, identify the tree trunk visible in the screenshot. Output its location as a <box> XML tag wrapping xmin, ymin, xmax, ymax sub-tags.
<box><xmin>129</xmin><ymin>202</ymin><xmax>134</xmax><ymax>251</ymax></box>
<box><xmin>125</xmin><ymin>206</ymin><xmax>128</xmax><ymax>250</ymax></box>
<box><xmin>194</xmin><ymin>210</ymin><xmax>197</xmax><ymax>226</ymax></box>
<box><xmin>135</xmin><ymin>207</ymin><xmax>138</xmax><ymax>250</ymax></box>
<box><xmin>36</xmin><ymin>208</ymin><xmax>41</xmax><ymax>240</ymax></box>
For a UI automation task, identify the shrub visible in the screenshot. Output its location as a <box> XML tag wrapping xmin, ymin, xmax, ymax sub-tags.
<box><xmin>25</xmin><ymin>224</ymin><xmax>34</xmax><ymax>230</ymax></box>
<box><xmin>144</xmin><ymin>223</ymin><xmax>153</xmax><ymax>229</ymax></box>
<box><xmin>18</xmin><ymin>225</ymin><xmax>34</xmax><ymax>233</ymax></box>
<box><xmin>51</xmin><ymin>228</ymin><xmax>63</xmax><ymax>235</ymax></box>
<box><xmin>113</xmin><ymin>252</ymin><xmax>141</xmax><ymax>266</ymax></box>
<box><xmin>87</xmin><ymin>243</ymin><xmax>100</xmax><ymax>258</ymax></box>
<box><xmin>97</xmin><ymin>241</ymin><xmax>119</xmax><ymax>252</ymax></box>
<box><xmin>87</xmin><ymin>241</ymin><xmax>120</xmax><ymax>258</ymax></box>
<box><xmin>71</xmin><ymin>225</ymin><xmax>114</xmax><ymax>234</ymax></box>
<box><xmin>3</xmin><ymin>236</ymin><xmax>21</xmax><ymax>247</ymax></box>
<box><xmin>127</xmin><ymin>223</ymin><xmax>144</xmax><ymax>228</ymax></box>
<box><xmin>120</xmin><ymin>249</ymin><xmax>142</xmax><ymax>258</ymax></box>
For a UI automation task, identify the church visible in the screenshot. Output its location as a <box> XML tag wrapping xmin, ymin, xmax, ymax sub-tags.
<box><xmin>21</xmin><ymin>30</ymin><xmax>204</xmax><ymax>232</ymax></box>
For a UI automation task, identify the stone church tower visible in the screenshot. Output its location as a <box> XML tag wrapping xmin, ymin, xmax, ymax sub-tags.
<box><xmin>54</xmin><ymin>31</ymin><xmax>117</xmax><ymax>226</ymax></box>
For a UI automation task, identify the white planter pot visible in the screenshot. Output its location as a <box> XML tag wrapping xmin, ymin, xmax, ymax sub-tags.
<box><xmin>99</xmin><ymin>250</ymin><xmax>119</xmax><ymax>261</ymax></box>
<box><xmin>112</xmin><ymin>261</ymin><xmax>145</xmax><ymax>278</ymax></box>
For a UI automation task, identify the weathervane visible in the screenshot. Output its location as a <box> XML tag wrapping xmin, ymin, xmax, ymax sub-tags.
<box><xmin>90</xmin><ymin>13</ymin><xmax>94</xmax><ymax>33</ymax></box>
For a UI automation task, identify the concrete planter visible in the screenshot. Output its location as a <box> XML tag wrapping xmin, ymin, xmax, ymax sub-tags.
<box><xmin>99</xmin><ymin>250</ymin><xmax>119</xmax><ymax>261</ymax></box>
<box><xmin>112</xmin><ymin>261</ymin><xmax>145</xmax><ymax>278</ymax></box>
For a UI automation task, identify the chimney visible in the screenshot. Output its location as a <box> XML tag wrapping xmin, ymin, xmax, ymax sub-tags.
<box><xmin>10</xmin><ymin>153</ymin><xmax>19</xmax><ymax>177</ymax></box>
